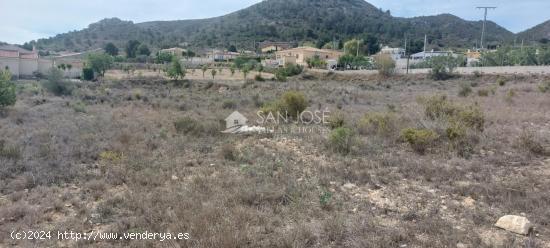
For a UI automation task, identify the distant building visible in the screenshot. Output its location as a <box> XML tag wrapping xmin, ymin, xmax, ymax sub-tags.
<box><xmin>207</xmin><ymin>50</ymin><xmax>240</xmax><ymax>62</ymax></box>
<box><xmin>0</xmin><ymin>45</ymin><xmax>42</xmax><ymax>78</ymax></box>
<box><xmin>274</xmin><ymin>47</ymin><xmax>343</xmax><ymax>68</ymax></box>
<box><xmin>379</xmin><ymin>46</ymin><xmax>405</xmax><ymax>61</ymax></box>
<box><xmin>160</xmin><ymin>47</ymin><xmax>187</xmax><ymax>58</ymax></box>
<box><xmin>180</xmin><ymin>57</ymin><xmax>213</xmax><ymax>67</ymax></box>
<box><xmin>465</xmin><ymin>49</ymin><xmax>482</xmax><ymax>66</ymax></box>
<box><xmin>260</xmin><ymin>41</ymin><xmax>293</xmax><ymax>53</ymax></box>
<box><xmin>411</xmin><ymin>50</ymin><xmax>455</xmax><ymax>61</ymax></box>
<box><xmin>0</xmin><ymin>45</ymin><xmax>87</xmax><ymax>78</ymax></box>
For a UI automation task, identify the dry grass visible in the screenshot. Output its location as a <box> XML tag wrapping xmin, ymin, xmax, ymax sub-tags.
<box><xmin>0</xmin><ymin>72</ymin><xmax>549</xmax><ymax>247</ymax></box>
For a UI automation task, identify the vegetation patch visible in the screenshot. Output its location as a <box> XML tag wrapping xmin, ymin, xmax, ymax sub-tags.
<box><xmin>43</xmin><ymin>68</ymin><xmax>74</xmax><ymax>96</ymax></box>
<box><xmin>0</xmin><ymin>70</ymin><xmax>16</xmax><ymax>108</ymax></box>
<box><xmin>401</xmin><ymin>128</ymin><xmax>439</xmax><ymax>154</ymax></box>
<box><xmin>357</xmin><ymin>112</ymin><xmax>396</xmax><ymax>136</ymax></box>
<box><xmin>328</xmin><ymin>127</ymin><xmax>355</xmax><ymax>155</ymax></box>
<box><xmin>261</xmin><ymin>91</ymin><xmax>308</xmax><ymax>119</ymax></box>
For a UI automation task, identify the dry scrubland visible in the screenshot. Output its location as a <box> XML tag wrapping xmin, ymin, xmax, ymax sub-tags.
<box><xmin>1</xmin><ymin>71</ymin><xmax>549</xmax><ymax>248</ymax></box>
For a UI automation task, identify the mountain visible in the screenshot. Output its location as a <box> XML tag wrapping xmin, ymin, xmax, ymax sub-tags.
<box><xmin>29</xmin><ymin>0</ymin><xmax>515</xmax><ymax>52</ymax></box>
<box><xmin>518</xmin><ymin>20</ymin><xmax>550</xmax><ymax>43</ymax></box>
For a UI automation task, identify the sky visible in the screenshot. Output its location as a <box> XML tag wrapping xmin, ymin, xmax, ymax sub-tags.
<box><xmin>1</xmin><ymin>0</ymin><xmax>549</xmax><ymax>44</ymax></box>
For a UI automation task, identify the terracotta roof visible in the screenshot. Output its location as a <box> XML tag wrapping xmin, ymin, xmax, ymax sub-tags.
<box><xmin>276</xmin><ymin>47</ymin><xmax>343</xmax><ymax>54</ymax></box>
<box><xmin>0</xmin><ymin>44</ymin><xmax>32</xmax><ymax>53</ymax></box>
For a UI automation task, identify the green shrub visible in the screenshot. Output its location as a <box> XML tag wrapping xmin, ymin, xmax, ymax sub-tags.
<box><xmin>357</xmin><ymin>112</ymin><xmax>395</xmax><ymax>136</ymax></box>
<box><xmin>82</xmin><ymin>68</ymin><xmax>94</xmax><ymax>81</ymax></box>
<box><xmin>87</xmin><ymin>53</ymin><xmax>113</xmax><ymax>77</ymax></box>
<box><xmin>275</xmin><ymin>70</ymin><xmax>287</xmax><ymax>82</ymax></box>
<box><xmin>254</xmin><ymin>74</ymin><xmax>265</xmax><ymax>81</ymax></box>
<box><xmin>306</xmin><ymin>55</ymin><xmax>327</xmax><ymax>69</ymax></box>
<box><xmin>328</xmin><ymin>127</ymin><xmax>355</xmax><ymax>155</ymax></box>
<box><xmin>0</xmin><ymin>70</ymin><xmax>16</xmax><ymax>108</ymax></box>
<box><xmin>319</xmin><ymin>190</ymin><xmax>333</xmax><ymax>210</ymax></box>
<box><xmin>262</xmin><ymin>91</ymin><xmax>308</xmax><ymax>119</ymax></box>
<box><xmin>420</xmin><ymin>95</ymin><xmax>460</xmax><ymax>120</ymax></box>
<box><xmin>281</xmin><ymin>91</ymin><xmax>307</xmax><ymax>118</ymax></box>
<box><xmin>477</xmin><ymin>89</ymin><xmax>489</xmax><ymax>97</ymax></box>
<box><xmin>458</xmin><ymin>83</ymin><xmax>472</xmax><ymax>97</ymax></box>
<box><xmin>43</xmin><ymin>68</ymin><xmax>74</xmax><ymax>96</ymax></box>
<box><xmin>275</xmin><ymin>64</ymin><xmax>303</xmax><ymax>81</ymax></box>
<box><xmin>401</xmin><ymin>128</ymin><xmax>438</xmax><ymax>154</ymax></box>
<box><xmin>445</xmin><ymin>123</ymin><xmax>466</xmax><ymax>141</ymax></box>
<box><xmin>174</xmin><ymin>117</ymin><xmax>202</xmax><ymax>135</ymax></box>
<box><xmin>455</xmin><ymin>106</ymin><xmax>485</xmax><ymax>132</ymax></box>
<box><xmin>429</xmin><ymin>56</ymin><xmax>460</xmax><ymax>80</ymax></box>
<box><xmin>497</xmin><ymin>77</ymin><xmax>507</xmax><ymax>86</ymax></box>
<box><xmin>284</xmin><ymin>64</ymin><xmax>303</xmax><ymax>76</ymax></box>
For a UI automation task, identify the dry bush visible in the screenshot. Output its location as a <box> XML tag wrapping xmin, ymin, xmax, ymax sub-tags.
<box><xmin>477</xmin><ymin>88</ymin><xmax>489</xmax><ymax>97</ymax></box>
<box><xmin>327</xmin><ymin>112</ymin><xmax>345</xmax><ymax>130</ymax></box>
<box><xmin>220</xmin><ymin>143</ymin><xmax>238</xmax><ymax>161</ymax></box>
<box><xmin>374</xmin><ymin>54</ymin><xmax>396</xmax><ymax>77</ymax></box>
<box><xmin>357</xmin><ymin>112</ymin><xmax>397</xmax><ymax>137</ymax></box>
<box><xmin>539</xmin><ymin>81</ymin><xmax>550</xmax><ymax>93</ymax></box>
<box><xmin>458</xmin><ymin>83</ymin><xmax>472</xmax><ymax>97</ymax></box>
<box><xmin>401</xmin><ymin>128</ymin><xmax>439</xmax><ymax>154</ymax></box>
<box><xmin>328</xmin><ymin>127</ymin><xmax>356</xmax><ymax>155</ymax></box>
<box><xmin>174</xmin><ymin>117</ymin><xmax>203</xmax><ymax>135</ymax></box>
<box><xmin>417</xmin><ymin>95</ymin><xmax>485</xmax><ymax>157</ymax></box>
<box><xmin>516</xmin><ymin>131</ymin><xmax>547</xmax><ymax>156</ymax></box>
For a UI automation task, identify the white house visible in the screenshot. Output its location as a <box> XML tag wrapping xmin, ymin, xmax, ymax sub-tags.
<box><xmin>379</xmin><ymin>46</ymin><xmax>405</xmax><ymax>61</ymax></box>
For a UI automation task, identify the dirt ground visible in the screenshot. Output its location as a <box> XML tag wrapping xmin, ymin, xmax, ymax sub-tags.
<box><xmin>1</xmin><ymin>72</ymin><xmax>549</xmax><ymax>247</ymax></box>
<box><xmin>105</xmin><ymin>68</ymin><xmax>274</xmax><ymax>81</ymax></box>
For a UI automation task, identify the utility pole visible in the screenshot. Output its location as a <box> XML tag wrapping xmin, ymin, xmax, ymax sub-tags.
<box><xmin>477</xmin><ymin>6</ymin><xmax>496</xmax><ymax>50</ymax></box>
<box><xmin>423</xmin><ymin>34</ymin><xmax>427</xmax><ymax>60</ymax></box>
<box><xmin>404</xmin><ymin>35</ymin><xmax>409</xmax><ymax>74</ymax></box>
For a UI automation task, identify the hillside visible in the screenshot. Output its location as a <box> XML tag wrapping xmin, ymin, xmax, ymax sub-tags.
<box><xmin>518</xmin><ymin>20</ymin><xmax>550</xmax><ymax>43</ymax></box>
<box><xmin>30</xmin><ymin>0</ymin><xmax>515</xmax><ymax>52</ymax></box>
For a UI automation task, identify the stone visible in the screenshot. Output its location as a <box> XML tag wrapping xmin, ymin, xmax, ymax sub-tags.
<box><xmin>495</xmin><ymin>215</ymin><xmax>533</xmax><ymax>235</ymax></box>
<box><xmin>171</xmin><ymin>175</ymin><xmax>179</xmax><ymax>181</ymax></box>
<box><xmin>456</xmin><ymin>242</ymin><xmax>467</xmax><ymax>248</ymax></box>
<box><xmin>462</xmin><ymin>196</ymin><xmax>476</xmax><ymax>208</ymax></box>
<box><xmin>343</xmin><ymin>183</ymin><xmax>356</xmax><ymax>190</ymax></box>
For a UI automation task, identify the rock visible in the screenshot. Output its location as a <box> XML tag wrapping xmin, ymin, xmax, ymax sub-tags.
<box><xmin>462</xmin><ymin>196</ymin><xmax>476</xmax><ymax>208</ymax></box>
<box><xmin>171</xmin><ymin>175</ymin><xmax>179</xmax><ymax>181</ymax></box>
<box><xmin>456</xmin><ymin>242</ymin><xmax>467</xmax><ymax>248</ymax></box>
<box><xmin>495</xmin><ymin>215</ymin><xmax>533</xmax><ymax>235</ymax></box>
<box><xmin>343</xmin><ymin>183</ymin><xmax>356</xmax><ymax>190</ymax></box>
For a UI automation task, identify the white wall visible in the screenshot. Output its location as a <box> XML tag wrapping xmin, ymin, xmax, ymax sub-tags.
<box><xmin>19</xmin><ymin>58</ymin><xmax>38</xmax><ymax>76</ymax></box>
<box><xmin>0</xmin><ymin>57</ymin><xmax>20</xmax><ymax>77</ymax></box>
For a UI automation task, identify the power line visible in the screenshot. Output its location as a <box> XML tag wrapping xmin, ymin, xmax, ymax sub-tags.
<box><xmin>477</xmin><ymin>6</ymin><xmax>497</xmax><ymax>50</ymax></box>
